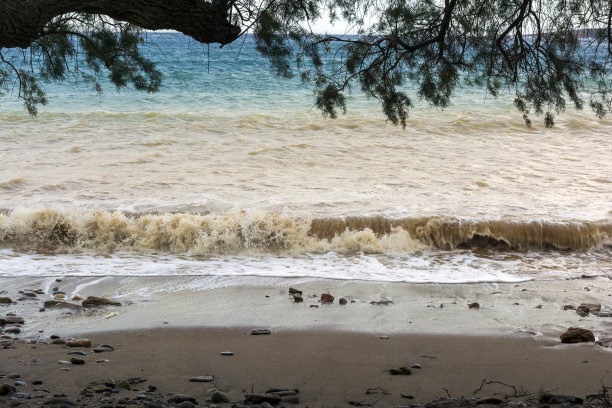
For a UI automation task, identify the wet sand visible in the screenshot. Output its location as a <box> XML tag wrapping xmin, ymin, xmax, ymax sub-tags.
<box><xmin>2</xmin><ymin>328</ymin><xmax>612</xmax><ymax>407</ymax></box>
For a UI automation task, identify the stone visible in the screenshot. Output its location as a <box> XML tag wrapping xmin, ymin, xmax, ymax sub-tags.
<box><xmin>468</xmin><ymin>302</ymin><xmax>480</xmax><ymax>309</ymax></box>
<box><xmin>389</xmin><ymin>367</ymin><xmax>412</xmax><ymax>375</ymax></box>
<box><xmin>68</xmin><ymin>351</ymin><xmax>86</xmax><ymax>355</ymax></box>
<box><xmin>189</xmin><ymin>375</ymin><xmax>214</xmax><ymax>382</ymax></box>
<box><xmin>81</xmin><ymin>296</ymin><xmax>121</xmax><ymax>308</ymax></box>
<box><xmin>4</xmin><ymin>316</ymin><xmax>24</xmax><ymax>324</ymax></box>
<box><xmin>539</xmin><ymin>393</ymin><xmax>583</xmax><ymax>405</ymax></box>
<box><xmin>0</xmin><ymin>297</ymin><xmax>12</xmax><ymax>304</ymax></box>
<box><xmin>32</xmin><ymin>380</ymin><xmax>43</xmax><ymax>385</ymax></box>
<box><xmin>563</xmin><ymin>305</ymin><xmax>575</xmax><ymax>310</ymax></box>
<box><xmin>251</xmin><ymin>328</ymin><xmax>271</xmax><ymax>335</ymax></box>
<box><xmin>320</xmin><ymin>293</ymin><xmax>334</xmax><ymax>304</ymax></box>
<box><xmin>7</xmin><ymin>373</ymin><xmax>20</xmax><ymax>379</ymax></box>
<box><xmin>5</xmin><ymin>327</ymin><xmax>20</xmax><ymax>334</ymax></box>
<box><xmin>339</xmin><ymin>297</ymin><xmax>348</xmax><ymax>305</ymax></box>
<box><xmin>595</xmin><ymin>311</ymin><xmax>612</xmax><ymax>317</ymax></box>
<box><xmin>289</xmin><ymin>287</ymin><xmax>302</xmax><ymax>295</ymax></box>
<box><xmin>293</xmin><ymin>293</ymin><xmax>303</xmax><ymax>302</ymax></box>
<box><xmin>211</xmin><ymin>390</ymin><xmax>230</xmax><ymax>403</ymax></box>
<box><xmin>579</xmin><ymin>303</ymin><xmax>601</xmax><ymax>312</ymax></box>
<box><xmin>51</xmin><ymin>338</ymin><xmax>67</xmax><ymax>345</ymax></box>
<box><xmin>576</xmin><ymin>305</ymin><xmax>590</xmax><ymax>316</ymax></box>
<box><xmin>560</xmin><ymin>327</ymin><xmax>595</xmax><ymax>343</ymax></box>
<box><xmin>44</xmin><ymin>301</ymin><xmax>82</xmax><ymax>310</ymax></box>
<box><xmin>70</xmin><ymin>358</ymin><xmax>85</xmax><ymax>365</ymax></box>
<box><xmin>0</xmin><ymin>383</ymin><xmax>16</xmax><ymax>395</ymax></box>
<box><xmin>50</xmin><ymin>335</ymin><xmax>60</xmax><ymax>339</ymax></box>
<box><xmin>176</xmin><ymin>402</ymin><xmax>196</xmax><ymax>408</ymax></box>
<box><xmin>23</xmin><ymin>292</ymin><xmax>37</xmax><ymax>297</ymax></box>
<box><xmin>220</xmin><ymin>351</ymin><xmax>234</xmax><ymax>356</ymax></box>
<box><xmin>94</xmin><ymin>387</ymin><xmax>112</xmax><ymax>393</ymax></box>
<box><xmin>14</xmin><ymin>380</ymin><xmax>27</xmax><ymax>387</ymax></box>
<box><xmin>66</xmin><ymin>338</ymin><xmax>91</xmax><ymax>348</ymax></box>
<box><xmin>244</xmin><ymin>393</ymin><xmax>282</xmax><ymax>404</ymax></box>
<box><xmin>410</xmin><ymin>364</ymin><xmax>422</xmax><ymax>369</ymax></box>
<box><xmin>167</xmin><ymin>394</ymin><xmax>198</xmax><ymax>404</ymax></box>
<box><xmin>266</xmin><ymin>387</ymin><xmax>299</xmax><ymax>394</ymax></box>
<box><xmin>370</xmin><ymin>300</ymin><xmax>393</xmax><ymax>306</ymax></box>
<box><xmin>93</xmin><ymin>344</ymin><xmax>114</xmax><ymax>352</ymax></box>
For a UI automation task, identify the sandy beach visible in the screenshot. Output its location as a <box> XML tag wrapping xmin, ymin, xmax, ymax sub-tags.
<box><xmin>2</xmin><ymin>276</ymin><xmax>612</xmax><ymax>407</ymax></box>
<box><xmin>2</xmin><ymin>327</ymin><xmax>612</xmax><ymax>407</ymax></box>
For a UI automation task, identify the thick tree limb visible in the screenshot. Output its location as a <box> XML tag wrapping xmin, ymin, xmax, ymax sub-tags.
<box><xmin>0</xmin><ymin>0</ymin><xmax>241</xmax><ymax>49</ymax></box>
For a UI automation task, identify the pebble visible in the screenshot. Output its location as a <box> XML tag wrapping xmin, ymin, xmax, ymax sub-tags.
<box><xmin>370</xmin><ymin>300</ymin><xmax>393</xmax><ymax>306</ymax></box>
<box><xmin>293</xmin><ymin>293</ymin><xmax>303</xmax><ymax>302</ymax></box>
<box><xmin>250</xmin><ymin>328</ymin><xmax>271</xmax><ymax>335</ymax></box>
<box><xmin>189</xmin><ymin>376</ymin><xmax>214</xmax><ymax>382</ymax></box>
<box><xmin>0</xmin><ymin>383</ymin><xmax>16</xmax><ymax>395</ymax></box>
<box><xmin>176</xmin><ymin>402</ymin><xmax>196</xmax><ymax>408</ymax></box>
<box><xmin>70</xmin><ymin>358</ymin><xmax>85</xmax><ymax>365</ymax></box>
<box><xmin>81</xmin><ymin>296</ymin><xmax>121</xmax><ymax>308</ymax></box>
<box><xmin>468</xmin><ymin>302</ymin><xmax>480</xmax><ymax>309</ymax></box>
<box><xmin>339</xmin><ymin>297</ymin><xmax>348</xmax><ymax>305</ymax></box>
<box><xmin>167</xmin><ymin>394</ymin><xmax>198</xmax><ymax>403</ymax></box>
<box><xmin>211</xmin><ymin>390</ymin><xmax>230</xmax><ymax>403</ymax></box>
<box><xmin>320</xmin><ymin>293</ymin><xmax>334</xmax><ymax>304</ymax></box>
<box><xmin>220</xmin><ymin>351</ymin><xmax>234</xmax><ymax>356</ymax></box>
<box><xmin>560</xmin><ymin>327</ymin><xmax>595</xmax><ymax>343</ymax></box>
<box><xmin>59</xmin><ymin>368</ymin><xmax>70</xmax><ymax>371</ymax></box>
<box><xmin>32</xmin><ymin>380</ymin><xmax>43</xmax><ymax>385</ymax></box>
<box><xmin>93</xmin><ymin>344</ymin><xmax>114</xmax><ymax>353</ymax></box>
<box><xmin>288</xmin><ymin>287</ymin><xmax>302</xmax><ymax>295</ymax></box>
<box><xmin>410</xmin><ymin>364</ymin><xmax>422</xmax><ymax>369</ymax></box>
<box><xmin>14</xmin><ymin>380</ymin><xmax>27</xmax><ymax>386</ymax></box>
<box><xmin>7</xmin><ymin>373</ymin><xmax>20</xmax><ymax>379</ymax></box>
<box><xmin>244</xmin><ymin>393</ymin><xmax>282</xmax><ymax>404</ymax></box>
<box><xmin>96</xmin><ymin>359</ymin><xmax>109</xmax><ymax>364</ymax></box>
<box><xmin>4</xmin><ymin>327</ymin><xmax>20</xmax><ymax>334</ymax></box>
<box><xmin>68</xmin><ymin>351</ymin><xmax>86</xmax><ymax>355</ymax></box>
<box><xmin>66</xmin><ymin>338</ymin><xmax>91</xmax><ymax>348</ymax></box>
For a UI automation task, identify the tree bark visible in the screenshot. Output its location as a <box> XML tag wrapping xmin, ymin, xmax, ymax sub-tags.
<box><xmin>0</xmin><ymin>0</ymin><xmax>241</xmax><ymax>49</ymax></box>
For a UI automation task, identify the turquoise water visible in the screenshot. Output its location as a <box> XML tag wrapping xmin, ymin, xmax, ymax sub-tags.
<box><xmin>1</xmin><ymin>33</ymin><xmax>612</xmax><ymax>285</ymax></box>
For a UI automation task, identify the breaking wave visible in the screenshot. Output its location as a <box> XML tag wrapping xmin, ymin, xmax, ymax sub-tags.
<box><xmin>0</xmin><ymin>208</ymin><xmax>611</xmax><ymax>255</ymax></box>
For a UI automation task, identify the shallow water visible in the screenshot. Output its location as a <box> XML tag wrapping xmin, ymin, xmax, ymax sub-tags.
<box><xmin>1</xmin><ymin>34</ymin><xmax>612</xmax><ymax>285</ymax></box>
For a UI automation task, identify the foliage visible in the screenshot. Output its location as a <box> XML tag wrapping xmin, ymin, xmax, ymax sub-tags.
<box><xmin>1</xmin><ymin>0</ymin><xmax>612</xmax><ymax>127</ymax></box>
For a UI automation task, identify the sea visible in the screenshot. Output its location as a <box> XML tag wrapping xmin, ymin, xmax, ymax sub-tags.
<box><xmin>1</xmin><ymin>33</ymin><xmax>612</xmax><ymax>290</ymax></box>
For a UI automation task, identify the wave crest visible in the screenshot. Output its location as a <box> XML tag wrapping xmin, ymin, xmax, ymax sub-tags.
<box><xmin>0</xmin><ymin>209</ymin><xmax>610</xmax><ymax>254</ymax></box>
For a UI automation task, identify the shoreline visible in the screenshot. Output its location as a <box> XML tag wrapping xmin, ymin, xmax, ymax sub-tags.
<box><xmin>2</xmin><ymin>275</ymin><xmax>612</xmax><ymax>406</ymax></box>
<box><xmin>1</xmin><ymin>275</ymin><xmax>611</xmax><ymax>339</ymax></box>
<box><xmin>2</xmin><ymin>328</ymin><xmax>612</xmax><ymax>407</ymax></box>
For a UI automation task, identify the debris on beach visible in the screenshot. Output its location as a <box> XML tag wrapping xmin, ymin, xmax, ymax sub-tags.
<box><xmin>293</xmin><ymin>293</ymin><xmax>303</xmax><ymax>302</ymax></box>
<box><xmin>339</xmin><ymin>297</ymin><xmax>348</xmax><ymax>305</ymax></box>
<box><xmin>468</xmin><ymin>302</ymin><xmax>480</xmax><ymax>309</ymax></box>
<box><xmin>389</xmin><ymin>366</ymin><xmax>412</xmax><ymax>375</ymax></box>
<box><xmin>560</xmin><ymin>327</ymin><xmax>595</xmax><ymax>343</ymax></box>
<box><xmin>320</xmin><ymin>293</ymin><xmax>334</xmax><ymax>304</ymax></box>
